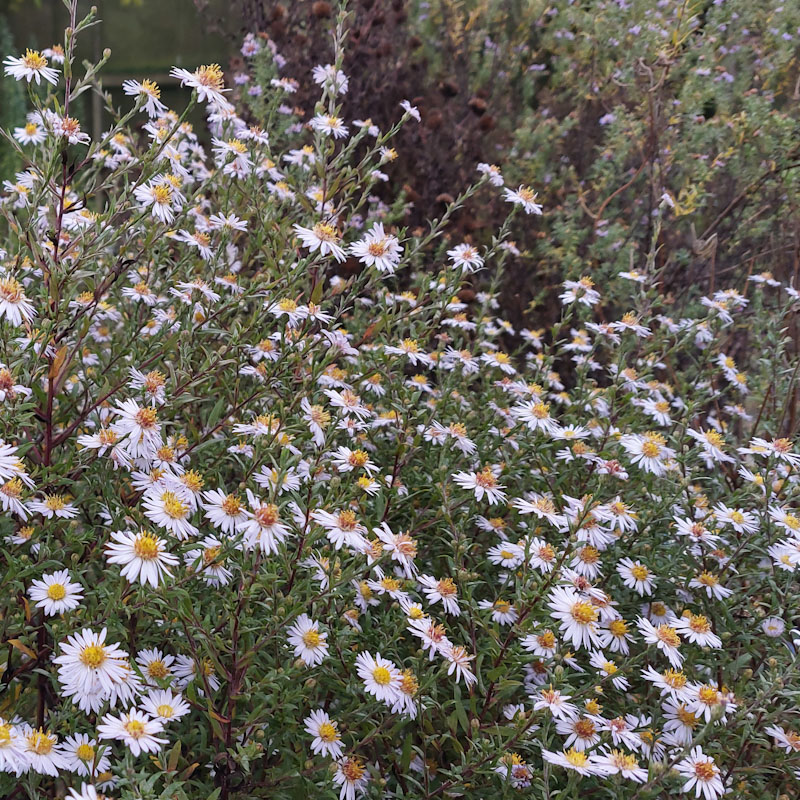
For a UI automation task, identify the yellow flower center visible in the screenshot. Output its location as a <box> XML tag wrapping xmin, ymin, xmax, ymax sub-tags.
<box><xmin>318</xmin><ymin>722</ymin><xmax>338</xmax><ymax>742</ymax></box>
<box><xmin>348</xmin><ymin>449</ymin><xmax>369</xmax><ymax>467</ymax></box>
<box><xmin>663</xmin><ymin>669</ymin><xmax>687</xmax><ymax>689</ymax></box>
<box><xmin>27</xmin><ymin>730</ymin><xmax>55</xmax><ymax>755</ymax></box>
<box><xmin>571</xmin><ymin>601</ymin><xmax>598</xmax><ymax>625</ymax></box>
<box><xmin>157</xmin><ymin>704</ymin><xmax>174</xmax><ymax>718</ymax></box>
<box><xmin>135</xmin><ymin>407</ymin><xmax>158</xmax><ymax>429</ymax></box>
<box><xmin>688</xmin><ymin>614</ymin><xmax>711</xmax><ymax>633</ymax></box>
<box><xmin>196</xmin><ymin>63</ymin><xmax>224</xmax><ymax>90</ymax></box>
<box><xmin>698</xmin><ymin>686</ymin><xmax>719</xmax><ymax>705</ymax></box>
<box><xmin>564</xmin><ymin>748</ymin><xmax>588</xmax><ymax>767</ymax></box>
<box><xmin>631</xmin><ymin>564</ymin><xmax>649</xmax><ymax>581</ymax></box>
<box><xmin>341</xmin><ymin>757</ymin><xmax>365</xmax><ymax>782</ymax></box>
<box><xmin>655</xmin><ymin>625</ymin><xmax>681</xmax><ymax>648</ymax></box>
<box><xmin>80</xmin><ymin>644</ymin><xmax>107</xmax><ymax>669</ymax></box>
<box><xmin>372</xmin><ymin>666</ymin><xmax>392</xmax><ymax>685</ymax></box>
<box><xmin>76</xmin><ymin>743</ymin><xmax>94</xmax><ymax>760</ymax></box>
<box><xmin>123</xmin><ymin>719</ymin><xmax>146</xmax><ymax>738</ymax></box>
<box><xmin>312</xmin><ymin>222</ymin><xmax>339</xmax><ymax>242</ymax></box>
<box><xmin>133</xmin><ymin>532</ymin><xmax>160</xmax><ymax>560</ymax></box>
<box><xmin>475</xmin><ymin>466</ymin><xmax>498</xmax><ymax>488</ymax></box>
<box><xmin>161</xmin><ymin>491</ymin><xmax>188</xmax><ymax>519</ymax></box>
<box><xmin>22</xmin><ymin>49</ymin><xmax>48</xmax><ymax>70</ymax></box>
<box><xmin>302</xmin><ymin>629</ymin><xmax>321</xmax><ymax>648</ymax></box>
<box><xmin>148</xmin><ymin>659</ymin><xmax>168</xmax><ymax>679</ymax></box>
<box><xmin>694</xmin><ymin>761</ymin><xmax>716</xmax><ymax>781</ymax></box>
<box><xmin>151</xmin><ymin>184</ymin><xmax>172</xmax><ymax>206</ymax></box>
<box><xmin>46</xmin><ymin>583</ymin><xmax>66</xmax><ymax>601</ymax></box>
<box><xmin>141</xmin><ymin>78</ymin><xmax>160</xmax><ymax>98</ymax></box>
<box><xmin>44</xmin><ymin>495</ymin><xmax>67</xmax><ymax>511</ymax></box>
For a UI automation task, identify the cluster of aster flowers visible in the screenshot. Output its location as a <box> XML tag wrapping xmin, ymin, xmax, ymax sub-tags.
<box><xmin>1</xmin><ymin>5</ymin><xmax>800</xmax><ymax>800</ymax></box>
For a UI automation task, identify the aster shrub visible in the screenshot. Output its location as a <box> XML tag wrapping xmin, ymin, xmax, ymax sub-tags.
<box><xmin>1</xmin><ymin>4</ymin><xmax>800</xmax><ymax>800</ymax></box>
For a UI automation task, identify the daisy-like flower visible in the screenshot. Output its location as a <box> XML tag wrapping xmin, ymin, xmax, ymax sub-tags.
<box><xmin>547</xmin><ymin>586</ymin><xmax>601</xmax><ymax>650</ymax></box>
<box><xmin>640</xmin><ymin>666</ymin><xmax>693</xmax><ymax>701</ymax></box>
<box><xmin>98</xmin><ymin>709</ymin><xmax>167</xmax><ymax>756</ymax></box>
<box><xmin>713</xmin><ymin>503</ymin><xmax>758</xmax><ymax>534</ymax></box>
<box><xmin>687</xmin><ymin>428</ymin><xmax>734</xmax><ymax>465</ymax></box>
<box><xmin>170</xmin><ymin>63</ymin><xmax>231</xmax><ymax>108</ymax></box>
<box><xmin>58</xmin><ymin>733</ymin><xmax>111</xmax><ymax>778</ymax></box>
<box><xmin>452</xmin><ymin>466</ymin><xmax>507</xmax><ymax>504</ymax></box>
<box><xmin>0</xmin><ymin>277</ymin><xmax>36</xmax><ymax>326</ymax></box>
<box><xmin>594</xmin><ymin>749</ymin><xmax>647</xmax><ymax>782</ymax></box>
<box><xmin>355</xmin><ymin>651</ymin><xmax>403</xmax><ymax>702</ymax></box>
<box><xmin>173</xmin><ymin>654</ymin><xmax>221</xmax><ymax>693</ymax></box>
<box><xmin>532</xmin><ymin>686</ymin><xmax>578</xmax><ymax>719</ymax></box>
<box><xmin>3</xmin><ymin>49</ymin><xmax>59</xmax><ymax>85</ymax></box>
<box><xmin>184</xmin><ymin>536</ymin><xmax>233</xmax><ymax>586</ymax></box>
<box><xmin>333</xmin><ymin>756</ymin><xmax>370</xmax><ymax>800</ymax></box>
<box><xmin>312</xmin><ymin>64</ymin><xmax>349</xmax><ymax>94</ymax></box>
<box><xmin>14</xmin><ymin>119</ymin><xmax>46</xmax><ymax>145</ymax></box>
<box><xmin>349</xmin><ymin>222</ymin><xmax>402</xmax><ymax>273</ymax></box>
<box><xmin>312</xmin><ymin>508</ymin><xmax>369</xmax><ymax>552</ymax></box>
<box><xmin>503</xmin><ymin>185</ymin><xmax>543</xmax><ymax>214</ymax></box>
<box><xmin>54</xmin><ymin>627</ymin><xmax>128</xmax><ymax>695</ymax></box>
<box><xmin>310</xmin><ymin>113</ymin><xmax>349</xmax><ymax>138</ymax></box>
<box><xmin>556</xmin><ymin>715</ymin><xmax>602</xmax><ymax>752</ymax></box>
<box><xmin>762</xmin><ymin>616</ymin><xmax>786</xmax><ymax>638</ymax></box>
<box><xmin>0</xmin><ymin>717</ymin><xmax>25</xmax><ymax>775</ymax></box>
<box><xmin>559</xmin><ymin>276</ymin><xmax>601</xmax><ymax>307</ymax></box>
<box><xmin>241</xmin><ymin>490</ymin><xmax>290</xmax><ymax>554</ymax></box>
<box><xmin>287</xmin><ymin>614</ymin><xmax>329</xmax><ymax>666</ymax></box>
<box><xmin>142</xmin><ymin>486</ymin><xmax>198</xmax><ymax>539</ymax></box>
<box><xmin>304</xmin><ymin>709</ymin><xmax>344</xmax><ymax>759</ymax></box>
<box><xmin>111</xmin><ymin>398</ymin><xmax>163</xmax><ymax>459</ymax></box>
<box><xmin>673</xmin><ymin>612</ymin><xmax>722</xmax><ymax>648</ymax></box>
<box><xmin>512</xmin><ymin>400</ymin><xmax>559</xmax><ymax>435</ymax></box>
<box><xmin>675</xmin><ymin>746</ymin><xmax>725</xmax><ymax>800</ymax></box>
<box><xmin>620</xmin><ymin>431</ymin><xmax>675</xmax><ymax>476</ymax></box>
<box><xmin>637</xmin><ymin>617</ymin><xmax>683</xmax><ymax>668</ymax></box>
<box><xmin>202</xmin><ymin>488</ymin><xmax>249</xmax><ymax>534</ymax></box>
<box><xmin>616</xmin><ymin>558</ymin><xmax>655</xmax><ymax>596</ymax></box>
<box><xmin>479</xmin><ymin>598</ymin><xmax>518</xmax><ymax>625</ymax></box>
<box><xmin>598</xmin><ymin>617</ymin><xmax>634</xmax><ymax>655</ymax></box>
<box><xmin>477</xmin><ymin>162</ymin><xmax>504</xmax><ymax>185</ymax></box>
<box><xmin>589</xmin><ymin>650</ymin><xmax>629</xmax><ymax>690</ymax></box>
<box><xmin>136</xmin><ymin>647</ymin><xmax>175</xmax><ymax>685</ymax></box>
<box><xmin>495</xmin><ymin>752</ymin><xmax>532</xmax><ymax>788</ymax></box>
<box><xmin>122</xmin><ymin>78</ymin><xmax>167</xmax><ymax>117</ymax></box>
<box><xmin>105</xmin><ymin>529</ymin><xmax>179</xmax><ymax>587</ymax></box>
<box><xmin>765</xmin><ymin>724</ymin><xmax>800</xmax><ymax>753</ymax></box>
<box><xmin>20</xmin><ymin>727</ymin><xmax>68</xmax><ymax>776</ymax></box>
<box><xmin>768</xmin><ymin>505</ymin><xmax>800</xmax><ymax>536</ymax></box>
<box><xmin>374</xmin><ymin>522</ymin><xmax>418</xmax><ymax>578</ymax></box>
<box><xmin>662</xmin><ymin>698</ymin><xmax>702</xmax><ymax>745</ymax></box>
<box><xmin>447</xmin><ymin>243</ymin><xmax>484</xmax><ymax>273</ymax></box>
<box><xmin>331</xmin><ymin>446</ymin><xmax>379</xmax><ymax>476</ymax></box>
<box><xmin>441</xmin><ymin>643</ymin><xmax>477</xmax><ymax>687</ymax></box>
<box><xmin>141</xmin><ymin>688</ymin><xmax>191</xmax><ymax>722</ymax></box>
<box><xmin>542</xmin><ymin>747</ymin><xmax>603</xmax><ymax>776</ymax></box>
<box><xmin>28</xmin><ymin>569</ymin><xmax>83</xmax><ymax>615</ymax></box>
<box><xmin>418</xmin><ymin>574</ymin><xmax>461</xmax><ymax>615</ymax></box>
<box><xmin>686</xmin><ymin>682</ymin><xmax>734</xmax><ymax>723</ymax></box>
<box><xmin>688</xmin><ymin>571</ymin><xmax>732</xmax><ymax>599</ymax></box>
<box><xmin>293</xmin><ymin>222</ymin><xmax>347</xmax><ymax>262</ymax></box>
<box><xmin>28</xmin><ymin>493</ymin><xmax>78</xmax><ymax>519</ymax></box>
<box><xmin>739</xmin><ymin>436</ymin><xmax>800</xmax><ymax>466</ymax></box>
<box><xmin>134</xmin><ymin>179</ymin><xmax>177</xmax><ymax>224</ymax></box>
